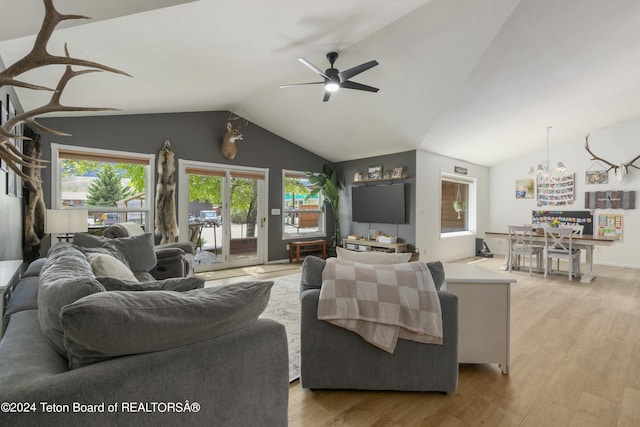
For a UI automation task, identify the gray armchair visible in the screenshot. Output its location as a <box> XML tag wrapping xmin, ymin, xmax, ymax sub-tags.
<box><xmin>104</xmin><ymin>222</ymin><xmax>195</xmax><ymax>280</ymax></box>
<box><xmin>300</xmin><ymin>256</ymin><xmax>459</xmax><ymax>393</ymax></box>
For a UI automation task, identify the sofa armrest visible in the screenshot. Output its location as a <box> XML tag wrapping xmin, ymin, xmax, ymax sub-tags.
<box><xmin>0</xmin><ymin>314</ymin><xmax>288</xmax><ymax>426</ymax></box>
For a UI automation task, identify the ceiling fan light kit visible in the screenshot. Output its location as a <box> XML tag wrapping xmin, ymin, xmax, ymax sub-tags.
<box><xmin>281</xmin><ymin>51</ymin><xmax>379</xmax><ymax>102</ymax></box>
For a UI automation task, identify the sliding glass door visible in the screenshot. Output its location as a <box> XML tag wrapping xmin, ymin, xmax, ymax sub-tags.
<box><xmin>178</xmin><ymin>161</ymin><xmax>267</xmax><ymax>272</ymax></box>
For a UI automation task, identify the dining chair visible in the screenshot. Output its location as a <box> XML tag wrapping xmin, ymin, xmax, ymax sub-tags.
<box><xmin>543</xmin><ymin>227</ymin><xmax>581</xmax><ymax>280</ymax></box>
<box><xmin>508</xmin><ymin>225</ymin><xmax>543</xmax><ymax>275</ymax></box>
<box><xmin>571</xmin><ymin>224</ymin><xmax>584</xmax><ymax>236</ymax></box>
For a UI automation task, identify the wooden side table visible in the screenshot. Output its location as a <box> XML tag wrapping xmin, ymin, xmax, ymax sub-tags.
<box><xmin>289</xmin><ymin>240</ymin><xmax>327</xmax><ymax>263</ymax></box>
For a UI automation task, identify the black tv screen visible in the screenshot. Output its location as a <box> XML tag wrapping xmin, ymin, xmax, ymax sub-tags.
<box><xmin>352</xmin><ymin>183</ymin><xmax>406</xmax><ymax>224</ymax></box>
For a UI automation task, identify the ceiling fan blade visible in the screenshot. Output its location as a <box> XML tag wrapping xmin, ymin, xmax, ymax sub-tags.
<box><xmin>339</xmin><ymin>60</ymin><xmax>378</xmax><ymax>81</ymax></box>
<box><xmin>323</xmin><ymin>91</ymin><xmax>332</xmax><ymax>102</ymax></box>
<box><xmin>340</xmin><ymin>80</ymin><xmax>379</xmax><ymax>93</ymax></box>
<box><xmin>279</xmin><ymin>82</ymin><xmax>324</xmax><ymax>88</ymax></box>
<box><xmin>298</xmin><ymin>58</ymin><xmax>331</xmax><ymax>80</ymax></box>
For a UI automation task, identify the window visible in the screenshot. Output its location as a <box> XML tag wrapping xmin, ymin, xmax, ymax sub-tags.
<box><xmin>441</xmin><ymin>173</ymin><xmax>476</xmax><ymax>236</ymax></box>
<box><xmin>282</xmin><ymin>170</ymin><xmax>325</xmax><ymax>239</ymax></box>
<box><xmin>51</xmin><ymin>144</ymin><xmax>154</xmax><ymax>230</ymax></box>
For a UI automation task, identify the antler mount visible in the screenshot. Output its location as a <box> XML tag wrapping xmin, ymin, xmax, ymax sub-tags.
<box><xmin>584</xmin><ymin>134</ymin><xmax>640</xmax><ymax>181</ymax></box>
<box><xmin>0</xmin><ymin>0</ymin><xmax>130</xmax><ymax>183</ymax></box>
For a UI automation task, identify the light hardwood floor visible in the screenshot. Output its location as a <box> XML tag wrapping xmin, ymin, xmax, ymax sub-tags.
<box><xmin>287</xmin><ymin>257</ymin><xmax>640</xmax><ymax>426</ymax></box>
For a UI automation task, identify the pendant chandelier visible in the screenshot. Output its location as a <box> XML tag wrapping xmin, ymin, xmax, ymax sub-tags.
<box><xmin>528</xmin><ymin>126</ymin><xmax>566</xmax><ymax>180</ymax></box>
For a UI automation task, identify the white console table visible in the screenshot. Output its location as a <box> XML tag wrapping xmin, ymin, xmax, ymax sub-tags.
<box><xmin>442</xmin><ymin>262</ymin><xmax>516</xmax><ymax>374</ymax></box>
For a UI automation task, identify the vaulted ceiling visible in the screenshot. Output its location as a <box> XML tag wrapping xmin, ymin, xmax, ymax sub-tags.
<box><xmin>2</xmin><ymin>0</ymin><xmax>640</xmax><ymax>166</ymax></box>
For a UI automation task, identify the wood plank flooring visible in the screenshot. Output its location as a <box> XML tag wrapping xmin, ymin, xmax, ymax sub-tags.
<box><xmin>287</xmin><ymin>257</ymin><xmax>640</xmax><ymax>426</ymax></box>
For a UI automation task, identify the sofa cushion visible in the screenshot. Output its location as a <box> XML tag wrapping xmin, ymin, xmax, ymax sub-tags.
<box><xmin>95</xmin><ymin>276</ymin><xmax>204</xmax><ymax>292</ymax></box>
<box><xmin>37</xmin><ymin>244</ymin><xmax>106</xmax><ymax>357</ymax></box>
<box><xmin>73</xmin><ymin>232</ymin><xmax>157</xmax><ymax>273</ymax></box>
<box><xmin>61</xmin><ymin>281</ymin><xmax>274</xmax><ymax>369</ymax></box>
<box><xmin>22</xmin><ymin>258</ymin><xmax>47</xmax><ymax>278</ymax></box>
<box><xmin>86</xmin><ymin>253</ymin><xmax>138</xmax><ymax>282</ymax></box>
<box><xmin>336</xmin><ymin>246</ymin><xmax>412</xmax><ymax>264</ymax></box>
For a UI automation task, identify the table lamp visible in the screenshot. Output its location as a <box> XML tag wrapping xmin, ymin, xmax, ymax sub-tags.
<box><xmin>45</xmin><ymin>209</ymin><xmax>88</xmax><ymax>242</ymax></box>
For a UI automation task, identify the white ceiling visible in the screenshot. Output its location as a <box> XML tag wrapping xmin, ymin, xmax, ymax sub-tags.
<box><xmin>2</xmin><ymin>0</ymin><xmax>640</xmax><ymax>166</ymax></box>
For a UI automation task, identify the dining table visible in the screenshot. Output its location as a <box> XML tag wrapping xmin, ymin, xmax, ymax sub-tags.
<box><xmin>484</xmin><ymin>230</ymin><xmax>619</xmax><ymax>283</ymax></box>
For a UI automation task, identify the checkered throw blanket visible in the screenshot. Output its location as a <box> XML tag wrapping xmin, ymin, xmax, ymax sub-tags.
<box><xmin>317</xmin><ymin>258</ymin><xmax>443</xmax><ymax>353</ymax></box>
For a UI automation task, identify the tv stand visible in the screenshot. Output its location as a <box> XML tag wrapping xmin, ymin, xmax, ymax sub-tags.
<box><xmin>342</xmin><ymin>238</ymin><xmax>408</xmax><ymax>253</ymax></box>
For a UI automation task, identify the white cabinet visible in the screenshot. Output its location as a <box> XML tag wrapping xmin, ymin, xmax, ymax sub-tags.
<box><xmin>443</xmin><ymin>263</ymin><xmax>516</xmax><ymax>374</ymax></box>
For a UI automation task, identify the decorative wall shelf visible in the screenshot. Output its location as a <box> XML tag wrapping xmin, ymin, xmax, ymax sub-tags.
<box><xmin>351</xmin><ymin>176</ymin><xmax>408</xmax><ymax>184</ymax></box>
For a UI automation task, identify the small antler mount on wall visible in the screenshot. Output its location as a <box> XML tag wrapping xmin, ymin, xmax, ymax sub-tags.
<box><xmin>584</xmin><ymin>134</ymin><xmax>640</xmax><ymax>183</ymax></box>
<box><xmin>220</xmin><ymin>112</ymin><xmax>249</xmax><ymax>160</ymax></box>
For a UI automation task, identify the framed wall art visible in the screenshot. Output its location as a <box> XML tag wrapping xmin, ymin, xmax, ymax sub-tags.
<box><xmin>536</xmin><ymin>173</ymin><xmax>575</xmax><ymax>207</ymax></box>
<box><xmin>515</xmin><ymin>178</ymin><xmax>535</xmax><ymax>199</ymax></box>
<box><xmin>585</xmin><ymin>161</ymin><xmax>609</xmax><ymax>185</ymax></box>
<box><xmin>597</xmin><ymin>213</ymin><xmax>623</xmax><ymax>241</ymax></box>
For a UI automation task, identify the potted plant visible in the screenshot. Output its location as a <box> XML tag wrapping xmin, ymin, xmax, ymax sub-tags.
<box><xmin>305</xmin><ymin>164</ymin><xmax>343</xmax><ymax>249</ymax></box>
<box><xmin>453</xmin><ymin>200</ymin><xmax>465</xmax><ymax>219</ymax></box>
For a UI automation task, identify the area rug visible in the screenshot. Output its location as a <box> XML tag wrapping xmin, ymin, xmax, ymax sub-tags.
<box><xmin>259</xmin><ymin>272</ymin><xmax>301</xmax><ymax>382</ymax></box>
<box><xmin>196</xmin><ymin>264</ymin><xmax>300</xmax><ymax>281</ymax></box>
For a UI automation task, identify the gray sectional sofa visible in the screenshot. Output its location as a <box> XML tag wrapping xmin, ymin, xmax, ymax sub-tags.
<box><xmin>299</xmin><ymin>256</ymin><xmax>459</xmax><ymax>393</ymax></box>
<box><xmin>0</xmin><ymin>240</ymin><xmax>289</xmax><ymax>426</ymax></box>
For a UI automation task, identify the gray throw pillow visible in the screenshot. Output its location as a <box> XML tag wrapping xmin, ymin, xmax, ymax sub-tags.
<box><xmin>79</xmin><ymin>245</ymin><xmax>130</xmax><ymax>267</ymax></box>
<box><xmin>426</xmin><ymin>261</ymin><xmax>445</xmax><ymax>290</ymax></box>
<box><xmin>96</xmin><ymin>276</ymin><xmax>204</xmax><ymax>292</ymax></box>
<box><xmin>300</xmin><ymin>256</ymin><xmax>326</xmax><ymax>292</ymax></box>
<box><xmin>61</xmin><ymin>281</ymin><xmax>273</xmax><ymax>369</ymax></box>
<box><xmin>37</xmin><ymin>244</ymin><xmax>106</xmax><ymax>357</ymax></box>
<box><xmin>73</xmin><ymin>232</ymin><xmax>157</xmax><ymax>273</ymax></box>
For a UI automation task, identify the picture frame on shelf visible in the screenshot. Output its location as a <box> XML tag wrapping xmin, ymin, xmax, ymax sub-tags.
<box><xmin>367</xmin><ymin>164</ymin><xmax>383</xmax><ymax>180</ymax></box>
<box><xmin>392</xmin><ymin>167</ymin><xmax>404</xmax><ymax>178</ymax></box>
<box><xmin>354</xmin><ymin>172</ymin><xmax>363</xmax><ymax>182</ymax></box>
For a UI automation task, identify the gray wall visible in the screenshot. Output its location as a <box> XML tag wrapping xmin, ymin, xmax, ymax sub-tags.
<box><xmin>335</xmin><ymin>150</ymin><xmax>416</xmax><ymax>250</ymax></box>
<box><xmin>37</xmin><ymin>111</ymin><xmax>332</xmax><ymax>261</ymax></box>
<box><xmin>0</xmin><ymin>56</ymin><xmax>25</xmax><ymax>261</ymax></box>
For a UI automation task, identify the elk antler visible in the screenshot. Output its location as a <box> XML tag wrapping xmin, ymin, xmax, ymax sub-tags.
<box><xmin>0</xmin><ymin>0</ymin><xmax>131</xmax><ymax>184</ymax></box>
<box><xmin>584</xmin><ymin>134</ymin><xmax>617</xmax><ymax>173</ymax></box>
<box><xmin>0</xmin><ymin>0</ymin><xmax>130</xmax><ymax>90</ymax></box>
<box><xmin>585</xmin><ymin>133</ymin><xmax>640</xmax><ymax>177</ymax></box>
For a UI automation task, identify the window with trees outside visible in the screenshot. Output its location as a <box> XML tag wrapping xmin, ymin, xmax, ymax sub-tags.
<box><xmin>51</xmin><ymin>144</ymin><xmax>154</xmax><ymax>230</ymax></box>
<box><xmin>441</xmin><ymin>172</ymin><xmax>476</xmax><ymax>236</ymax></box>
<box><xmin>283</xmin><ymin>170</ymin><xmax>325</xmax><ymax>239</ymax></box>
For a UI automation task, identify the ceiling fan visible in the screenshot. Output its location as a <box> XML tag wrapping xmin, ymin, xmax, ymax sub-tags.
<box><xmin>280</xmin><ymin>52</ymin><xmax>379</xmax><ymax>102</ymax></box>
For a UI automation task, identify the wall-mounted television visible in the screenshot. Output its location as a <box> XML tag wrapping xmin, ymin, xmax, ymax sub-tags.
<box><xmin>352</xmin><ymin>183</ymin><xmax>406</xmax><ymax>224</ymax></box>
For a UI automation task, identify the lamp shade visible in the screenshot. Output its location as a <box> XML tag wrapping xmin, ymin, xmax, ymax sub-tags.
<box><xmin>45</xmin><ymin>209</ymin><xmax>88</xmax><ymax>234</ymax></box>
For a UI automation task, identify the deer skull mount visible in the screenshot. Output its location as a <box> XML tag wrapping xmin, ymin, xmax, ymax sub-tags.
<box><xmin>584</xmin><ymin>134</ymin><xmax>640</xmax><ymax>183</ymax></box>
<box><xmin>0</xmin><ymin>0</ymin><xmax>130</xmax><ymax>184</ymax></box>
<box><xmin>220</xmin><ymin>113</ymin><xmax>248</xmax><ymax>160</ymax></box>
